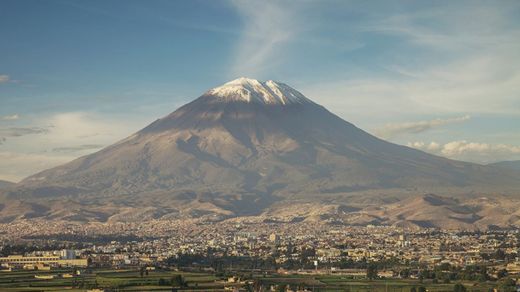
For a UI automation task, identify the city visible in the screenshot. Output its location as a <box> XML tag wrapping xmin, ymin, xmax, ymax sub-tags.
<box><xmin>0</xmin><ymin>219</ymin><xmax>519</xmax><ymax>291</ymax></box>
<box><xmin>2</xmin><ymin>0</ymin><xmax>520</xmax><ymax>291</ymax></box>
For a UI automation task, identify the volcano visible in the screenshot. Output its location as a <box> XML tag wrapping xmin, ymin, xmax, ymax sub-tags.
<box><xmin>3</xmin><ymin>78</ymin><xmax>520</xmax><ymax>225</ymax></box>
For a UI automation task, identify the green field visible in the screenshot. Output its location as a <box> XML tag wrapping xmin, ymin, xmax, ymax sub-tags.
<box><xmin>0</xmin><ymin>268</ymin><xmax>222</xmax><ymax>291</ymax></box>
<box><xmin>0</xmin><ymin>268</ymin><xmax>504</xmax><ymax>291</ymax></box>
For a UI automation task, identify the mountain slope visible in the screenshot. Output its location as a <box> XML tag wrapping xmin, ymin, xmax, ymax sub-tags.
<box><xmin>3</xmin><ymin>78</ymin><xmax>520</xmax><ymax>224</ymax></box>
<box><xmin>488</xmin><ymin>160</ymin><xmax>520</xmax><ymax>171</ymax></box>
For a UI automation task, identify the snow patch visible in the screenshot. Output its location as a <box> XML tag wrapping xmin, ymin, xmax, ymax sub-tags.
<box><xmin>207</xmin><ymin>77</ymin><xmax>311</xmax><ymax>105</ymax></box>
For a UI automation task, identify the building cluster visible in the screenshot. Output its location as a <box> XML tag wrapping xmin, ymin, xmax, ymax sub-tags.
<box><xmin>0</xmin><ymin>219</ymin><xmax>519</xmax><ymax>277</ymax></box>
<box><xmin>0</xmin><ymin>249</ymin><xmax>87</xmax><ymax>271</ymax></box>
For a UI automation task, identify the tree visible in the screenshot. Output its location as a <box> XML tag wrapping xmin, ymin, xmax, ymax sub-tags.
<box><xmin>367</xmin><ymin>263</ymin><xmax>378</xmax><ymax>280</ymax></box>
<box><xmin>453</xmin><ymin>283</ymin><xmax>467</xmax><ymax>292</ymax></box>
<box><xmin>496</xmin><ymin>268</ymin><xmax>508</xmax><ymax>279</ymax></box>
<box><xmin>497</xmin><ymin>278</ymin><xmax>516</xmax><ymax>292</ymax></box>
<box><xmin>244</xmin><ymin>282</ymin><xmax>253</xmax><ymax>292</ymax></box>
<box><xmin>494</xmin><ymin>249</ymin><xmax>506</xmax><ymax>260</ymax></box>
<box><xmin>440</xmin><ymin>263</ymin><xmax>451</xmax><ymax>271</ymax></box>
<box><xmin>171</xmin><ymin>274</ymin><xmax>187</xmax><ymax>288</ymax></box>
<box><xmin>158</xmin><ymin>278</ymin><xmax>168</xmax><ymax>286</ymax></box>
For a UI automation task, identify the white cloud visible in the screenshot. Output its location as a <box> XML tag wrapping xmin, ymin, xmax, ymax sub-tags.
<box><xmin>408</xmin><ymin>140</ymin><xmax>520</xmax><ymax>164</ymax></box>
<box><xmin>1</xmin><ymin>114</ymin><xmax>19</xmax><ymax>120</ymax></box>
<box><xmin>0</xmin><ymin>111</ymin><xmax>146</xmax><ymax>181</ymax></box>
<box><xmin>33</xmin><ymin>112</ymin><xmax>143</xmax><ymax>152</ymax></box>
<box><xmin>0</xmin><ymin>75</ymin><xmax>9</xmax><ymax>83</ymax></box>
<box><xmin>375</xmin><ymin>115</ymin><xmax>470</xmax><ymax>139</ymax></box>
<box><xmin>408</xmin><ymin>141</ymin><xmax>441</xmax><ymax>152</ymax></box>
<box><xmin>0</xmin><ymin>151</ymin><xmax>75</xmax><ymax>182</ymax></box>
<box><xmin>47</xmin><ymin>112</ymin><xmax>117</xmax><ymax>140</ymax></box>
<box><xmin>229</xmin><ymin>0</ymin><xmax>300</xmax><ymax>77</ymax></box>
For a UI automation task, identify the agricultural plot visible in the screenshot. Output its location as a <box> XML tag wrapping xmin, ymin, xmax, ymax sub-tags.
<box><xmin>0</xmin><ymin>269</ymin><xmax>503</xmax><ymax>291</ymax></box>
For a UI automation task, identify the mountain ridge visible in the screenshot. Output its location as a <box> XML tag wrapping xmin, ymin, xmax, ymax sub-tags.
<box><xmin>488</xmin><ymin>160</ymin><xmax>520</xmax><ymax>171</ymax></box>
<box><xmin>2</xmin><ymin>78</ymin><xmax>520</xmax><ymax>228</ymax></box>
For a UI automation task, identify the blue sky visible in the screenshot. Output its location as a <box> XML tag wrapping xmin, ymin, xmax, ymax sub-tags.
<box><xmin>1</xmin><ymin>0</ymin><xmax>520</xmax><ymax>181</ymax></box>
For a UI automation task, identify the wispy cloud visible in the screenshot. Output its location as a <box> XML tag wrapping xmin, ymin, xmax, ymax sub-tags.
<box><xmin>363</xmin><ymin>3</ymin><xmax>520</xmax><ymax>51</ymax></box>
<box><xmin>0</xmin><ymin>126</ymin><xmax>49</xmax><ymax>138</ymax></box>
<box><xmin>0</xmin><ymin>126</ymin><xmax>50</xmax><ymax>145</ymax></box>
<box><xmin>408</xmin><ymin>140</ymin><xmax>520</xmax><ymax>164</ymax></box>
<box><xmin>1</xmin><ymin>114</ymin><xmax>19</xmax><ymax>121</ymax></box>
<box><xmin>302</xmin><ymin>3</ymin><xmax>520</xmax><ymax>119</ymax></box>
<box><xmin>0</xmin><ymin>75</ymin><xmax>9</xmax><ymax>83</ymax></box>
<box><xmin>375</xmin><ymin>115</ymin><xmax>470</xmax><ymax>139</ymax></box>
<box><xmin>229</xmin><ymin>0</ymin><xmax>301</xmax><ymax>77</ymax></box>
<box><xmin>303</xmin><ymin>53</ymin><xmax>520</xmax><ymax>118</ymax></box>
<box><xmin>52</xmin><ymin>144</ymin><xmax>104</xmax><ymax>153</ymax></box>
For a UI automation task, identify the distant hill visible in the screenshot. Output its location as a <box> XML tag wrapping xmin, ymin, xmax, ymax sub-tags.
<box><xmin>488</xmin><ymin>160</ymin><xmax>520</xmax><ymax>171</ymax></box>
<box><xmin>0</xmin><ymin>180</ymin><xmax>14</xmax><ymax>190</ymax></box>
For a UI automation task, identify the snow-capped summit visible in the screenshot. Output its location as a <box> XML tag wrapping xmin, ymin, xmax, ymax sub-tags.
<box><xmin>11</xmin><ymin>77</ymin><xmax>520</xmax><ymax>227</ymax></box>
<box><xmin>206</xmin><ymin>77</ymin><xmax>311</xmax><ymax>105</ymax></box>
